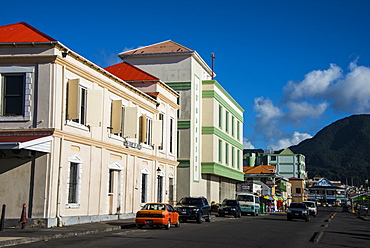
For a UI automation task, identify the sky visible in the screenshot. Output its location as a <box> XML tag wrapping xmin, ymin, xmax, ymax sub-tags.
<box><xmin>2</xmin><ymin>0</ymin><xmax>370</xmax><ymax>150</ymax></box>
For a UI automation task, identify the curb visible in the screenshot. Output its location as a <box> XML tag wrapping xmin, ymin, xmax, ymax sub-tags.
<box><xmin>0</xmin><ymin>223</ymin><xmax>136</xmax><ymax>247</ymax></box>
<box><xmin>312</xmin><ymin>231</ymin><xmax>324</xmax><ymax>243</ymax></box>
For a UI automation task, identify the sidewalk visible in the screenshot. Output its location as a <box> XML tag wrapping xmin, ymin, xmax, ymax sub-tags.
<box><xmin>0</xmin><ymin>218</ymin><xmax>136</xmax><ymax>247</ymax></box>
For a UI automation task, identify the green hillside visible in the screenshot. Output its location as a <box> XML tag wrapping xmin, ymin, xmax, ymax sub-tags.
<box><xmin>290</xmin><ymin>114</ymin><xmax>370</xmax><ymax>186</ymax></box>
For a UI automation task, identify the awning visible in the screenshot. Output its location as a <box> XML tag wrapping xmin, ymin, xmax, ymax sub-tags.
<box><xmin>0</xmin><ymin>134</ymin><xmax>52</xmax><ymax>153</ymax></box>
<box><xmin>263</xmin><ymin>195</ymin><xmax>279</xmax><ymax>201</ymax></box>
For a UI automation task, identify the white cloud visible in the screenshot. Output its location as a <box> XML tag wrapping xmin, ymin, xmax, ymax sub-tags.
<box><xmin>253</xmin><ymin>97</ymin><xmax>284</xmax><ymax>139</ymax></box>
<box><xmin>269</xmin><ymin>132</ymin><xmax>312</xmax><ymax>150</ymax></box>
<box><xmin>283</xmin><ymin>63</ymin><xmax>342</xmax><ymax>101</ymax></box>
<box><xmin>243</xmin><ymin>138</ymin><xmax>255</xmax><ymax>149</ymax></box>
<box><xmin>329</xmin><ymin>63</ymin><xmax>370</xmax><ymax>112</ymax></box>
<box><xmin>285</xmin><ymin>101</ymin><xmax>329</xmax><ymax>121</ymax></box>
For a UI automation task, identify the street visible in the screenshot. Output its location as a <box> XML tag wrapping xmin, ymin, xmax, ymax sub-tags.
<box><xmin>11</xmin><ymin>207</ymin><xmax>370</xmax><ymax>248</ymax></box>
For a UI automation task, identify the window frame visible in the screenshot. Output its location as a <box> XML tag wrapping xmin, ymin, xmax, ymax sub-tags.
<box><xmin>66</xmin><ymin>155</ymin><xmax>83</xmax><ymax>208</ymax></box>
<box><xmin>0</xmin><ymin>66</ymin><xmax>33</xmax><ymax>121</ymax></box>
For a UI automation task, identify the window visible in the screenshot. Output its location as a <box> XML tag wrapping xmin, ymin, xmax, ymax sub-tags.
<box><xmin>231</xmin><ymin>116</ymin><xmax>235</xmax><ymax>137</ymax></box>
<box><xmin>0</xmin><ymin>67</ymin><xmax>33</xmax><ymax>120</ymax></box>
<box><xmin>110</xmin><ymin>100</ymin><xmax>125</xmax><ymax>137</ymax></box>
<box><xmin>225</xmin><ymin>111</ymin><xmax>229</xmax><ymax>133</ymax></box>
<box><xmin>140</xmin><ymin>114</ymin><xmax>152</xmax><ymax>145</ymax></box>
<box><xmin>237</xmin><ymin>121</ymin><xmax>241</xmax><ymax>141</ymax></box>
<box><xmin>1</xmin><ymin>74</ymin><xmax>24</xmax><ymax>116</ymax></box>
<box><xmin>218</xmin><ymin>139</ymin><xmax>222</xmax><ymax>163</ymax></box>
<box><xmin>67</xmin><ymin>79</ymin><xmax>87</xmax><ymax>125</ymax></box>
<box><xmin>232</xmin><ymin>146</ymin><xmax>235</xmax><ymax>167</ymax></box>
<box><xmin>159</xmin><ymin>113</ymin><xmax>165</xmax><ymax>150</ymax></box>
<box><xmin>68</xmin><ymin>162</ymin><xmax>79</xmax><ymax>204</ymax></box>
<box><xmin>296</xmin><ymin>188</ymin><xmax>301</xmax><ymax>194</ymax></box>
<box><xmin>169</xmin><ymin>117</ymin><xmax>174</xmax><ymax>154</ymax></box>
<box><xmin>237</xmin><ymin>150</ymin><xmax>240</xmax><ymax>169</ymax></box>
<box><xmin>225</xmin><ymin>143</ymin><xmax>229</xmax><ymax>165</ymax></box>
<box><xmin>108</xmin><ymin>169</ymin><xmax>114</xmax><ymax>194</ymax></box>
<box><xmin>271</xmin><ymin>156</ymin><xmax>277</xmax><ymax>161</ymax></box>
<box><xmin>218</xmin><ymin>105</ymin><xmax>222</xmax><ymax>128</ymax></box>
<box><xmin>141</xmin><ymin>173</ymin><xmax>148</xmax><ymax>203</ymax></box>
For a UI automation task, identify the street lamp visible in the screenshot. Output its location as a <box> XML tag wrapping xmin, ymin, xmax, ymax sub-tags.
<box><xmin>157</xmin><ymin>167</ymin><xmax>162</xmax><ymax>203</ymax></box>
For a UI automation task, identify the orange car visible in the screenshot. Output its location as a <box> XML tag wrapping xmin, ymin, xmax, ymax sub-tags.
<box><xmin>136</xmin><ymin>203</ymin><xmax>180</xmax><ymax>229</ymax></box>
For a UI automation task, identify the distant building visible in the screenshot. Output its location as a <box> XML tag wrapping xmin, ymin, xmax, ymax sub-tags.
<box><xmin>307</xmin><ymin>177</ymin><xmax>346</xmax><ymax>206</ymax></box>
<box><xmin>244</xmin><ymin>148</ymin><xmax>307</xmax><ymax>179</ymax></box>
<box><xmin>289</xmin><ymin>177</ymin><xmax>306</xmax><ymax>203</ymax></box>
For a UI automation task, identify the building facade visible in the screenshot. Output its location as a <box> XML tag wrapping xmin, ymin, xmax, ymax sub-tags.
<box><xmin>0</xmin><ymin>22</ymin><xmax>178</xmax><ymax>227</ymax></box>
<box><xmin>119</xmin><ymin>41</ymin><xmax>244</xmax><ymax>203</ymax></box>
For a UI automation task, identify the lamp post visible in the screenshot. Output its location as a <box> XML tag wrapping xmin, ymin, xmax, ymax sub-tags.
<box><xmin>157</xmin><ymin>167</ymin><xmax>162</xmax><ymax>203</ymax></box>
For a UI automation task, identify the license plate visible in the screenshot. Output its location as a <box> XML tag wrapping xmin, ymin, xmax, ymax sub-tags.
<box><xmin>182</xmin><ymin>211</ymin><xmax>186</xmax><ymax>214</ymax></box>
<box><xmin>225</xmin><ymin>211</ymin><xmax>228</xmax><ymax>213</ymax></box>
<box><xmin>294</xmin><ymin>213</ymin><xmax>299</xmax><ymax>215</ymax></box>
<box><xmin>146</xmin><ymin>220</ymin><xmax>153</xmax><ymax>224</ymax></box>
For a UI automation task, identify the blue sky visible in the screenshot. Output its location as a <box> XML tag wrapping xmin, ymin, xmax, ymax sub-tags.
<box><xmin>2</xmin><ymin>0</ymin><xmax>370</xmax><ymax>150</ymax></box>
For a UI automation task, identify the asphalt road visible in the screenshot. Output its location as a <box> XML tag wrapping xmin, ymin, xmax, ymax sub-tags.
<box><xmin>10</xmin><ymin>207</ymin><xmax>369</xmax><ymax>248</ymax></box>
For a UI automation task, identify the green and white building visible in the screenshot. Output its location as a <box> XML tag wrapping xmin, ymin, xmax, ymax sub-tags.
<box><xmin>119</xmin><ymin>41</ymin><xmax>244</xmax><ymax>203</ymax></box>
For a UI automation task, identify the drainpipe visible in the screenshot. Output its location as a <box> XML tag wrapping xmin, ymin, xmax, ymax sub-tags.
<box><xmin>56</xmin><ymin>65</ymin><xmax>66</xmax><ymax>227</ymax></box>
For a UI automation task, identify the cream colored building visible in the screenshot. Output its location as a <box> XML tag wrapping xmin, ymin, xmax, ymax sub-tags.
<box><xmin>119</xmin><ymin>41</ymin><xmax>244</xmax><ymax>203</ymax></box>
<box><xmin>0</xmin><ymin>22</ymin><xmax>178</xmax><ymax>227</ymax></box>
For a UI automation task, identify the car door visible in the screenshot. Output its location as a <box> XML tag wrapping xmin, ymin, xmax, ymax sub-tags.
<box><xmin>166</xmin><ymin>204</ymin><xmax>177</xmax><ymax>224</ymax></box>
<box><xmin>203</xmin><ymin>198</ymin><xmax>211</xmax><ymax>216</ymax></box>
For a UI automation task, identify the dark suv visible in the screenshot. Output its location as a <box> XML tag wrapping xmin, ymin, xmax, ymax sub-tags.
<box><xmin>217</xmin><ymin>199</ymin><xmax>242</xmax><ymax>218</ymax></box>
<box><xmin>175</xmin><ymin>197</ymin><xmax>211</xmax><ymax>223</ymax></box>
<box><xmin>287</xmin><ymin>202</ymin><xmax>310</xmax><ymax>222</ymax></box>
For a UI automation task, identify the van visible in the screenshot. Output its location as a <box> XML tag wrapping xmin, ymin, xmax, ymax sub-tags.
<box><xmin>237</xmin><ymin>193</ymin><xmax>260</xmax><ymax>216</ymax></box>
<box><xmin>303</xmin><ymin>201</ymin><xmax>317</xmax><ymax>217</ymax></box>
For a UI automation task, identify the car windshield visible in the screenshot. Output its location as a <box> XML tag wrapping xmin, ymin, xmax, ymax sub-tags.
<box><xmin>178</xmin><ymin>198</ymin><xmax>202</xmax><ymax>206</ymax></box>
<box><xmin>237</xmin><ymin>195</ymin><xmax>254</xmax><ymax>202</ymax></box>
<box><xmin>289</xmin><ymin>203</ymin><xmax>306</xmax><ymax>208</ymax></box>
<box><xmin>222</xmin><ymin>200</ymin><xmax>237</xmax><ymax>206</ymax></box>
<box><xmin>142</xmin><ymin>204</ymin><xmax>165</xmax><ymax>210</ymax></box>
<box><xmin>304</xmin><ymin>202</ymin><xmax>315</xmax><ymax>207</ymax></box>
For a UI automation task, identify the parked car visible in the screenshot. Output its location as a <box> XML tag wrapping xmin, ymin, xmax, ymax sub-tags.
<box><xmin>135</xmin><ymin>203</ymin><xmax>180</xmax><ymax>229</ymax></box>
<box><xmin>217</xmin><ymin>199</ymin><xmax>242</xmax><ymax>218</ymax></box>
<box><xmin>303</xmin><ymin>201</ymin><xmax>318</xmax><ymax>217</ymax></box>
<box><xmin>287</xmin><ymin>202</ymin><xmax>310</xmax><ymax>222</ymax></box>
<box><xmin>342</xmin><ymin>205</ymin><xmax>350</xmax><ymax>212</ymax></box>
<box><xmin>175</xmin><ymin>196</ymin><xmax>211</xmax><ymax>223</ymax></box>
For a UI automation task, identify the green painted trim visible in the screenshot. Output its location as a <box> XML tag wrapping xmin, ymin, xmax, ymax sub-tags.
<box><xmin>202</xmin><ymin>80</ymin><xmax>244</xmax><ymax>113</ymax></box>
<box><xmin>202</xmin><ymin>126</ymin><xmax>243</xmax><ymax>149</ymax></box>
<box><xmin>178</xmin><ymin>121</ymin><xmax>191</xmax><ymax>129</ymax></box>
<box><xmin>166</xmin><ymin>81</ymin><xmax>191</xmax><ymax>90</ymax></box>
<box><xmin>202</xmin><ymin>90</ymin><xmax>243</xmax><ymax>122</ymax></box>
<box><xmin>201</xmin><ymin>162</ymin><xmax>244</xmax><ymax>181</ymax></box>
<box><xmin>178</xmin><ymin>159</ymin><xmax>190</xmax><ymax>168</ymax></box>
<box><xmin>278</xmin><ymin>172</ymin><xmax>294</xmax><ymax>174</ymax></box>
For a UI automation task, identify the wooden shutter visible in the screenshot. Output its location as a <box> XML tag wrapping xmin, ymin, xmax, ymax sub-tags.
<box><xmin>123</xmin><ymin>106</ymin><xmax>138</xmax><ymax>138</ymax></box>
<box><xmin>86</xmin><ymin>89</ymin><xmax>102</xmax><ymax>127</ymax></box>
<box><xmin>111</xmin><ymin>100</ymin><xmax>122</xmax><ymax>133</ymax></box>
<box><xmin>140</xmin><ymin>114</ymin><xmax>147</xmax><ymax>143</ymax></box>
<box><xmin>153</xmin><ymin>119</ymin><xmax>162</xmax><ymax>146</ymax></box>
<box><xmin>67</xmin><ymin>79</ymin><xmax>79</xmax><ymax>120</ymax></box>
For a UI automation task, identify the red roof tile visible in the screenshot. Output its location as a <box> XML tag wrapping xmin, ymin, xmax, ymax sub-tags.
<box><xmin>244</xmin><ymin>165</ymin><xmax>276</xmax><ymax>174</ymax></box>
<box><xmin>105</xmin><ymin>62</ymin><xmax>159</xmax><ymax>81</ymax></box>
<box><xmin>0</xmin><ymin>22</ymin><xmax>56</xmax><ymax>43</ymax></box>
<box><xmin>120</xmin><ymin>40</ymin><xmax>193</xmax><ymax>55</ymax></box>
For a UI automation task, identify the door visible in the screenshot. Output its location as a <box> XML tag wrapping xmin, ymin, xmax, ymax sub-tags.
<box><xmin>108</xmin><ymin>169</ymin><xmax>121</xmax><ymax>214</ymax></box>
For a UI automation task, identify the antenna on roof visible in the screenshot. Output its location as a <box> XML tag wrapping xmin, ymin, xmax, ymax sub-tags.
<box><xmin>211</xmin><ymin>53</ymin><xmax>216</xmax><ymax>80</ymax></box>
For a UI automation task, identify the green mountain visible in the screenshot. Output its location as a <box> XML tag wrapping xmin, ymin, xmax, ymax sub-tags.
<box><xmin>290</xmin><ymin>114</ymin><xmax>370</xmax><ymax>186</ymax></box>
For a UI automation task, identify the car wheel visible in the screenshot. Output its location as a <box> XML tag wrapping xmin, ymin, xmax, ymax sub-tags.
<box><xmin>137</xmin><ymin>225</ymin><xmax>143</xmax><ymax>229</ymax></box>
<box><xmin>165</xmin><ymin>220</ymin><xmax>171</xmax><ymax>229</ymax></box>
<box><xmin>197</xmin><ymin>213</ymin><xmax>203</xmax><ymax>224</ymax></box>
<box><xmin>205</xmin><ymin>215</ymin><xmax>211</xmax><ymax>222</ymax></box>
<box><xmin>287</xmin><ymin>216</ymin><xmax>292</xmax><ymax>221</ymax></box>
<box><xmin>174</xmin><ymin>220</ymin><xmax>180</xmax><ymax>227</ymax></box>
<box><xmin>238</xmin><ymin>212</ymin><xmax>242</xmax><ymax>218</ymax></box>
<box><xmin>305</xmin><ymin>216</ymin><xmax>310</xmax><ymax>222</ymax></box>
